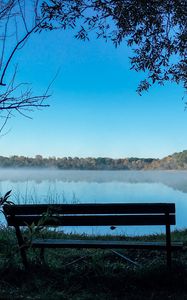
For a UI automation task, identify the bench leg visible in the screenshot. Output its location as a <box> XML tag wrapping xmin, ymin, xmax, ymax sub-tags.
<box><xmin>166</xmin><ymin>223</ymin><xmax>171</xmax><ymax>268</ymax></box>
<box><xmin>20</xmin><ymin>245</ymin><xmax>28</xmax><ymax>269</ymax></box>
<box><xmin>40</xmin><ymin>247</ymin><xmax>45</xmax><ymax>264</ymax></box>
<box><xmin>15</xmin><ymin>226</ymin><xmax>28</xmax><ymax>269</ymax></box>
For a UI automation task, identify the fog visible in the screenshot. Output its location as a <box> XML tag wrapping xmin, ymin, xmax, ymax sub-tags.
<box><xmin>0</xmin><ymin>169</ymin><xmax>187</xmax><ymax>193</ymax></box>
<box><xmin>1</xmin><ymin>169</ymin><xmax>187</xmax><ymax>234</ymax></box>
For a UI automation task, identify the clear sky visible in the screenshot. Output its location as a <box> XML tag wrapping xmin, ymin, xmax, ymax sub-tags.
<box><xmin>0</xmin><ymin>27</ymin><xmax>186</xmax><ymax>159</ymax></box>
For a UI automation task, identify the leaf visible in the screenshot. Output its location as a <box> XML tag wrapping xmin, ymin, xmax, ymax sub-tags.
<box><xmin>4</xmin><ymin>190</ymin><xmax>12</xmax><ymax>200</ymax></box>
<box><xmin>5</xmin><ymin>200</ymin><xmax>15</xmax><ymax>205</ymax></box>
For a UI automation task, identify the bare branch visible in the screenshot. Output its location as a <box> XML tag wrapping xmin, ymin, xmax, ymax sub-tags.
<box><xmin>0</xmin><ymin>8</ymin><xmax>10</xmax><ymax>70</ymax></box>
<box><xmin>0</xmin><ymin>64</ymin><xmax>50</xmax><ymax>133</ymax></box>
<box><xmin>0</xmin><ymin>15</ymin><xmax>47</xmax><ymax>86</ymax></box>
<box><xmin>0</xmin><ymin>1</ymin><xmax>14</xmax><ymax>19</ymax></box>
<box><xmin>18</xmin><ymin>0</ymin><xmax>28</xmax><ymax>33</ymax></box>
<box><xmin>34</xmin><ymin>0</ymin><xmax>40</xmax><ymax>25</ymax></box>
<box><xmin>0</xmin><ymin>112</ymin><xmax>11</xmax><ymax>134</ymax></box>
<box><xmin>0</xmin><ymin>1</ymin><xmax>53</xmax><ymax>133</ymax></box>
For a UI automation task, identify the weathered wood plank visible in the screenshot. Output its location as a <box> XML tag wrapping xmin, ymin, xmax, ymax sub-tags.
<box><xmin>3</xmin><ymin>203</ymin><xmax>175</xmax><ymax>215</ymax></box>
<box><xmin>6</xmin><ymin>214</ymin><xmax>176</xmax><ymax>226</ymax></box>
<box><xmin>31</xmin><ymin>239</ymin><xmax>183</xmax><ymax>250</ymax></box>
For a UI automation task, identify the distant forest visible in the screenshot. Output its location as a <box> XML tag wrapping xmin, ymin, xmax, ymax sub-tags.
<box><xmin>0</xmin><ymin>151</ymin><xmax>187</xmax><ymax>170</ymax></box>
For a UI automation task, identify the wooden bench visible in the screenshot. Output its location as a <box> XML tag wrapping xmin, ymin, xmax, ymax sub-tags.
<box><xmin>3</xmin><ymin>203</ymin><xmax>183</xmax><ymax>269</ymax></box>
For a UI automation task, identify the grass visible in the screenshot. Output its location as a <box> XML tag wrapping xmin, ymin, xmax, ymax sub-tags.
<box><xmin>0</xmin><ymin>226</ymin><xmax>187</xmax><ymax>299</ymax></box>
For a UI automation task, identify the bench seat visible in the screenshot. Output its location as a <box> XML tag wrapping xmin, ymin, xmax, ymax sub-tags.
<box><xmin>31</xmin><ymin>238</ymin><xmax>183</xmax><ymax>250</ymax></box>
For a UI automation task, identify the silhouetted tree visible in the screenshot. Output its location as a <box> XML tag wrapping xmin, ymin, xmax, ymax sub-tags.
<box><xmin>41</xmin><ymin>0</ymin><xmax>187</xmax><ymax>94</ymax></box>
<box><xmin>0</xmin><ymin>0</ymin><xmax>49</xmax><ymax>132</ymax></box>
<box><xmin>1</xmin><ymin>0</ymin><xmax>186</xmax><ymax>132</ymax></box>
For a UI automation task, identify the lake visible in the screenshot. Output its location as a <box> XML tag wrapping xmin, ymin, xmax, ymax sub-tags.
<box><xmin>0</xmin><ymin>169</ymin><xmax>187</xmax><ymax>236</ymax></box>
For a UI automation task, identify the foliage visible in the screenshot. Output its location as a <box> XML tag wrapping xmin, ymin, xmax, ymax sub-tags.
<box><xmin>0</xmin><ymin>190</ymin><xmax>14</xmax><ymax>212</ymax></box>
<box><xmin>0</xmin><ymin>0</ymin><xmax>186</xmax><ymax>132</ymax></box>
<box><xmin>25</xmin><ymin>207</ymin><xmax>60</xmax><ymax>247</ymax></box>
<box><xmin>172</xmin><ymin>150</ymin><xmax>187</xmax><ymax>164</ymax></box>
<box><xmin>0</xmin><ymin>227</ymin><xmax>187</xmax><ymax>299</ymax></box>
<box><xmin>0</xmin><ymin>191</ymin><xmax>14</xmax><ymax>229</ymax></box>
<box><xmin>0</xmin><ymin>1</ymin><xmax>186</xmax><ymax>132</ymax></box>
<box><xmin>0</xmin><ymin>150</ymin><xmax>187</xmax><ymax>169</ymax></box>
<box><xmin>41</xmin><ymin>0</ymin><xmax>187</xmax><ymax>94</ymax></box>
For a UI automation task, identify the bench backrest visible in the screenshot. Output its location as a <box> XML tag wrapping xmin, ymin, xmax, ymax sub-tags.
<box><xmin>3</xmin><ymin>203</ymin><xmax>176</xmax><ymax>227</ymax></box>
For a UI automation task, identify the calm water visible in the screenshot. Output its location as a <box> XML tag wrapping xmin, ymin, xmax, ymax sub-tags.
<box><xmin>0</xmin><ymin>169</ymin><xmax>187</xmax><ymax>236</ymax></box>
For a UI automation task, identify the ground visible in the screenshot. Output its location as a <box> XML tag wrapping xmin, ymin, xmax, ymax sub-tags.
<box><xmin>0</xmin><ymin>227</ymin><xmax>187</xmax><ymax>299</ymax></box>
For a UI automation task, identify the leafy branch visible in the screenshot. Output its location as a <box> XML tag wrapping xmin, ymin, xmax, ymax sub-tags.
<box><xmin>0</xmin><ymin>190</ymin><xmax>14</xmax><ymax>207</ymax></box>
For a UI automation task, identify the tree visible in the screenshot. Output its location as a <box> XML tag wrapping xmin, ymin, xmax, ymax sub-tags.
<box><xmin>41</xmin><ymin>0</ymin><xmax>187</xmax><ymax>94</ymax></box>
<box><xmin>0</xmin><ymin>0</ymin><xmax>186</xmax><ymax>132</ymax></box>
<box><xmin>0</xmin><ymin>0</ymin><xmax>49</xmax><ymax>132</ymax></box>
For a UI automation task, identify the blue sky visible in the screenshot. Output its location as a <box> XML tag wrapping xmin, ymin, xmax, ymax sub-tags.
<box><xmin>0</xmin><ymin>27</ymin><xmax>186</xmax><ymax>159</ymax></box>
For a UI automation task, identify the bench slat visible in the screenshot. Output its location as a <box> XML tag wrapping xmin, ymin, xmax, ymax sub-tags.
<box><xmin>6</xmin><ymin>214</ymin><xmax>176</xmax><ymax>226</ymax></box>
<box><xmin>3</xmin><ymin>203</ymin><xmax>175</xmax><ymax>215</ymax></box>
<box><xmin>31</xmin><ymin>239</ymin><xmax>183</xmax><ymax>250</ymax></box>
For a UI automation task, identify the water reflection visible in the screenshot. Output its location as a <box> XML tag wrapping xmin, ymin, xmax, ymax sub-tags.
<box><xmin>0</xmin><ymin>169</ymin><xmax>187</xmax><ymax>234</ymax></box>
<box><xmin>0</xmin><ymin>169</ymin><xmax>187</xmax><ymax>193</ymax></box>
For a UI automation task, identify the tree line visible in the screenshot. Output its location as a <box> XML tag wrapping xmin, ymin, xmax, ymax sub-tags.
<box><xmin>0</xmin><ymin>151</ymin><xmax>187</xmax><ymax>170</ymax></box>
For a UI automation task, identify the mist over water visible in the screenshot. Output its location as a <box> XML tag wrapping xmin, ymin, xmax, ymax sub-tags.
<box><xmin>0</xmin><ymin>169</ymin><xmax>187</xmax><ymax>235</ymax></box>
<box><xmin>0</xmin><ymin>168</ymin><xmax>187</xmax><ymax>190</ymax></box>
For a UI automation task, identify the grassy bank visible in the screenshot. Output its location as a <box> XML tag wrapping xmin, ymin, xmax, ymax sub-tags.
<box><xmin>0</xmin><ymin>226</ymin><xmax>187</xmax><ymax>299</ymax></box>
